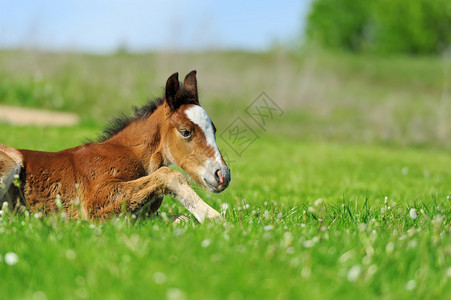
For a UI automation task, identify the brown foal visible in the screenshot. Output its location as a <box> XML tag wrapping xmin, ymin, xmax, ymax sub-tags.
<box><xmin>0</xmin><ymin>71</ymin><xmax>231</xmax><ymax>222</ymax></box>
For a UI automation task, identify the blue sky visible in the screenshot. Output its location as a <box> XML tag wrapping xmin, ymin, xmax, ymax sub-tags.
<box><xmin>0</xmin><ymin>0</ymin><xmax>312</xmax><ymax>52</ymax></box>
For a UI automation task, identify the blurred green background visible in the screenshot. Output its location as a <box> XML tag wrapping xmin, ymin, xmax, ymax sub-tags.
<box><xmin>0</xmin><ymin>0</ymin><xmax>450</xmax><ymax>151</ymax></box>
<box><xmin>0</xmin><ymin>49</ymin><xmax>449</xmax><ymax>150</ymax></box>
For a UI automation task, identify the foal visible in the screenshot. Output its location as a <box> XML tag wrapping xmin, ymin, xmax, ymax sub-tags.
<box><xmin>0</xmin><ymin>71</ymin><xmax>231</xmax><ymax>223</ymax></box>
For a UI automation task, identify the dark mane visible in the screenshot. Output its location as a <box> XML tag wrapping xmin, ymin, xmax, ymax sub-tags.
<box><xmin>97</xmin><ymin>82</ymin><xmax>198</xmax><ymax>143</ymax></box>
<box><xmin>97</xmin><ymin>97</ymin><xmax>164</xmax><ymax>142</ymax></box>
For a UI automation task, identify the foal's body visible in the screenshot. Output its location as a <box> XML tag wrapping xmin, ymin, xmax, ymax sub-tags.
<box><xmin>0</xmin><ymin>71</ymin><xmax>230</xmax><ymax>222</ymax></box>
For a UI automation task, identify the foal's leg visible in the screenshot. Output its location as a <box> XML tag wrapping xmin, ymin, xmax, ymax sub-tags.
<box><xmin>164</xmin><ymin>171</ymin><xmax>223</xmax><ymax>222</ymax></box>
<box><xmin>95</xmin><ymin>167</ymin><xmax>221</xmax><ymax>223</ymax></box>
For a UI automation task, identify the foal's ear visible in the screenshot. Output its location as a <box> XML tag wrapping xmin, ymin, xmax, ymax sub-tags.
<box><xmin>184</xmin><ymin>70</ymin><xmax>198</xmax><ymax>100</ymax></box>
<box><xmin>165</xmin><ymin>72</ymin><xmax>180</xmax><ymax>111</ymax></box>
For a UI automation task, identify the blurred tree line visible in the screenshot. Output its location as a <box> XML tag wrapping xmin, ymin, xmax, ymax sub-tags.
<box><xmin>306</xmin><ymin>0</ymin><xmax>451</xmax><ymax>55</ymax></box>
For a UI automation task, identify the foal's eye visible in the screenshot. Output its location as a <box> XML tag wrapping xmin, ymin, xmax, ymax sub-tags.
<box><xmin>179</xmin><ymin>129</ymin><xmax>192</xmax><ymax>138</ymax></box>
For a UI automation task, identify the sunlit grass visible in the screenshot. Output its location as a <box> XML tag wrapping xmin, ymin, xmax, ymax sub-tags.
<box><xmin>1</xmin><ymin>129</ymin><xmax>450</xmax><ymax>299</ymax></box>
<box><xmin>0</xmin><ymin>188</ymin><xmax>449</xmax><ymax>299</ymax></box>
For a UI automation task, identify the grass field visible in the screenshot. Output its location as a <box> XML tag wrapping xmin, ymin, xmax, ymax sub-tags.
<box><xmin>0</xmin><ymin>50</ymin><xmax>450</xmax><ymax>299</ymax></box>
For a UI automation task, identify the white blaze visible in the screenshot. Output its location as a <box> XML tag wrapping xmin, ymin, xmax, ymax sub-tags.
<box><xmin>185</xmin><ymin>105</ymin><xmax>222</xmax><ymax>165</ymax></box>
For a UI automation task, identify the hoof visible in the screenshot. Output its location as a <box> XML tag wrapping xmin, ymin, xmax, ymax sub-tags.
<box><xmin>172</xmin><ymin>215</ymin><xmax>190</xmax><ymax>224</ymax></box>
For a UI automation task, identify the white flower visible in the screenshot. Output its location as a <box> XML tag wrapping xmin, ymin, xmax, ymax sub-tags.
<box><xmin>358</xmin><ymin>223</ymin><xmax>367</xmax><ymax>232</ymax></box>
<box><xmin>167</xmin><ymin>288</ymin><xmax>185</xmax><ymax>300</ymax></box>
<box><xmin>347</xmin><ymin>265</ymin><xmax>361</xmax><ymax>282</ymax></box>
<box><xmin>220</xmin><ymin>203</ymin><xmax>229</xmax><ymax>211</ymax></box>
<box><xmin>55</xmin><ymin>194</ymin><xmax>63</xmax><ymax>210</ymax></box>
<box><xmin>201</xmin><ymin>239</ymin><xmax>211</xmax><ymax>248</ymax></box>
<box><xmin>314</xmin><ymin>198</ymin><xmax>323</xmax><ymax>207</ymax></box>
<box><xmin>405</xmin><ymin>280</ymin><xmax>416</xmax><ymax>290</ymax></box>
<box><xmin>153</xmin><ymin>272</ymin><xmax>167</xmax><ymax>285</ymax></box>
<box><xmin>173</xmin><ymin>229</ymin><xmax>185</xmax><ymax>236</ymax></box>
<box><xmin>401</xmin><ymin>167</ymin><xmax>409</xmax><ymax>175</ymax></box>
<box><xmin>386</xmin><ymin>242</ymin><xmax>395</xmax><ymax>253</ymax></box>
<box><xmin>1</xmin><ymin>202</ymin><xmax>8</xmax><ymax>214</ymax></box>
<box><xmin>432</xmin><ymin>214</ymin><xmax>445</xmax><ymax>224</ymax></box>
<box><xmin>409</xmin><ymin>208</ymin><xmax>418</xmax><ymax>219</ymax></box>
<box><xmin>303</xmin><ymin>240</ymin><xmax>314</xmax><ymax>248</ymax></box>
<box><xmin>5</xmin><ymin>252</ymin><xmax>19</xmax><ymax>265</ymax></box>
<box><xmin>368</xmin><ymin>265</ymin><xmax>378</xmax><ymax>276</ymax></box>
<box><xmin>264</xmin><ymin>225</ymin><xmax>274</xmax><ymax>231</ymax></box>
<box><xmin>65</xmin><ymin>249</ymin><xmax>76</xmax><ymax>260</ymax></box>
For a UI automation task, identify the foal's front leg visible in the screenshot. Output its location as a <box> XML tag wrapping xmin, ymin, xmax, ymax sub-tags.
<box><xmin>95</xmin><ymin>167</ymin><xmax>222</xmax><ymax>223</ymax></box>
<box><xmin>164</xmin><ymin>170</ymin><xmax>223</xmax><ymax>222</ymax></box>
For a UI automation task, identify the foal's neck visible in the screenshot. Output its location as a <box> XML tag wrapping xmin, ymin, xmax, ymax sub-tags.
<box><xmin>105</xmin><ymin>106</ymin><xmax>165</xmax><ymax>173</ymax></box>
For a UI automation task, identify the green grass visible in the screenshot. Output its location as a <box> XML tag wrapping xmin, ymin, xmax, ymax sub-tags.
<box><xmin>1</xmin><ymin>132</ymin><xmax>450</xmax><ymax>299</ymax></box>
<box><xmin>0</xmin><ymin>198</ymin><xmax>449</xmax><ymax>299</ymax></box>
<box><xmin>0</xmin><ymin>50</ymin><xmax>450</xmax><ymax>299</ymax></box>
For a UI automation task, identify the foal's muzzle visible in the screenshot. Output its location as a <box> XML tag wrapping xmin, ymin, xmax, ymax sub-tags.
<box><xmin>211</xmin><ymin>166</ymin><xmax>231</xmax><ymax>193</ymax></box>
<box><xmin>203</xmin><ymin>165</ymin><xmax>230</xmax><ymax>193</ymax></box>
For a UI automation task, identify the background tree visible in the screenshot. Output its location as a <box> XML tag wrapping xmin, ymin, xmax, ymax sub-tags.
<box><xmin>306</xmin><ymin>0</ymin><xmax>451</xmax><ymax>55</ymax></box>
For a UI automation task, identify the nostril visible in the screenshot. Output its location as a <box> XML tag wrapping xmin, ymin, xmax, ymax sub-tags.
<box><xmin>215</xmin><ymin>170</ymin><xmax>223</xmax><ymax>184</ymax></box>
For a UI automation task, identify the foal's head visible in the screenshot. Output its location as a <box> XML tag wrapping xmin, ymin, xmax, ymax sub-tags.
<box><xmin>160</xmin><ymin>71</ymin><xmax>230</xmax><ymax>193</ymax></box>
